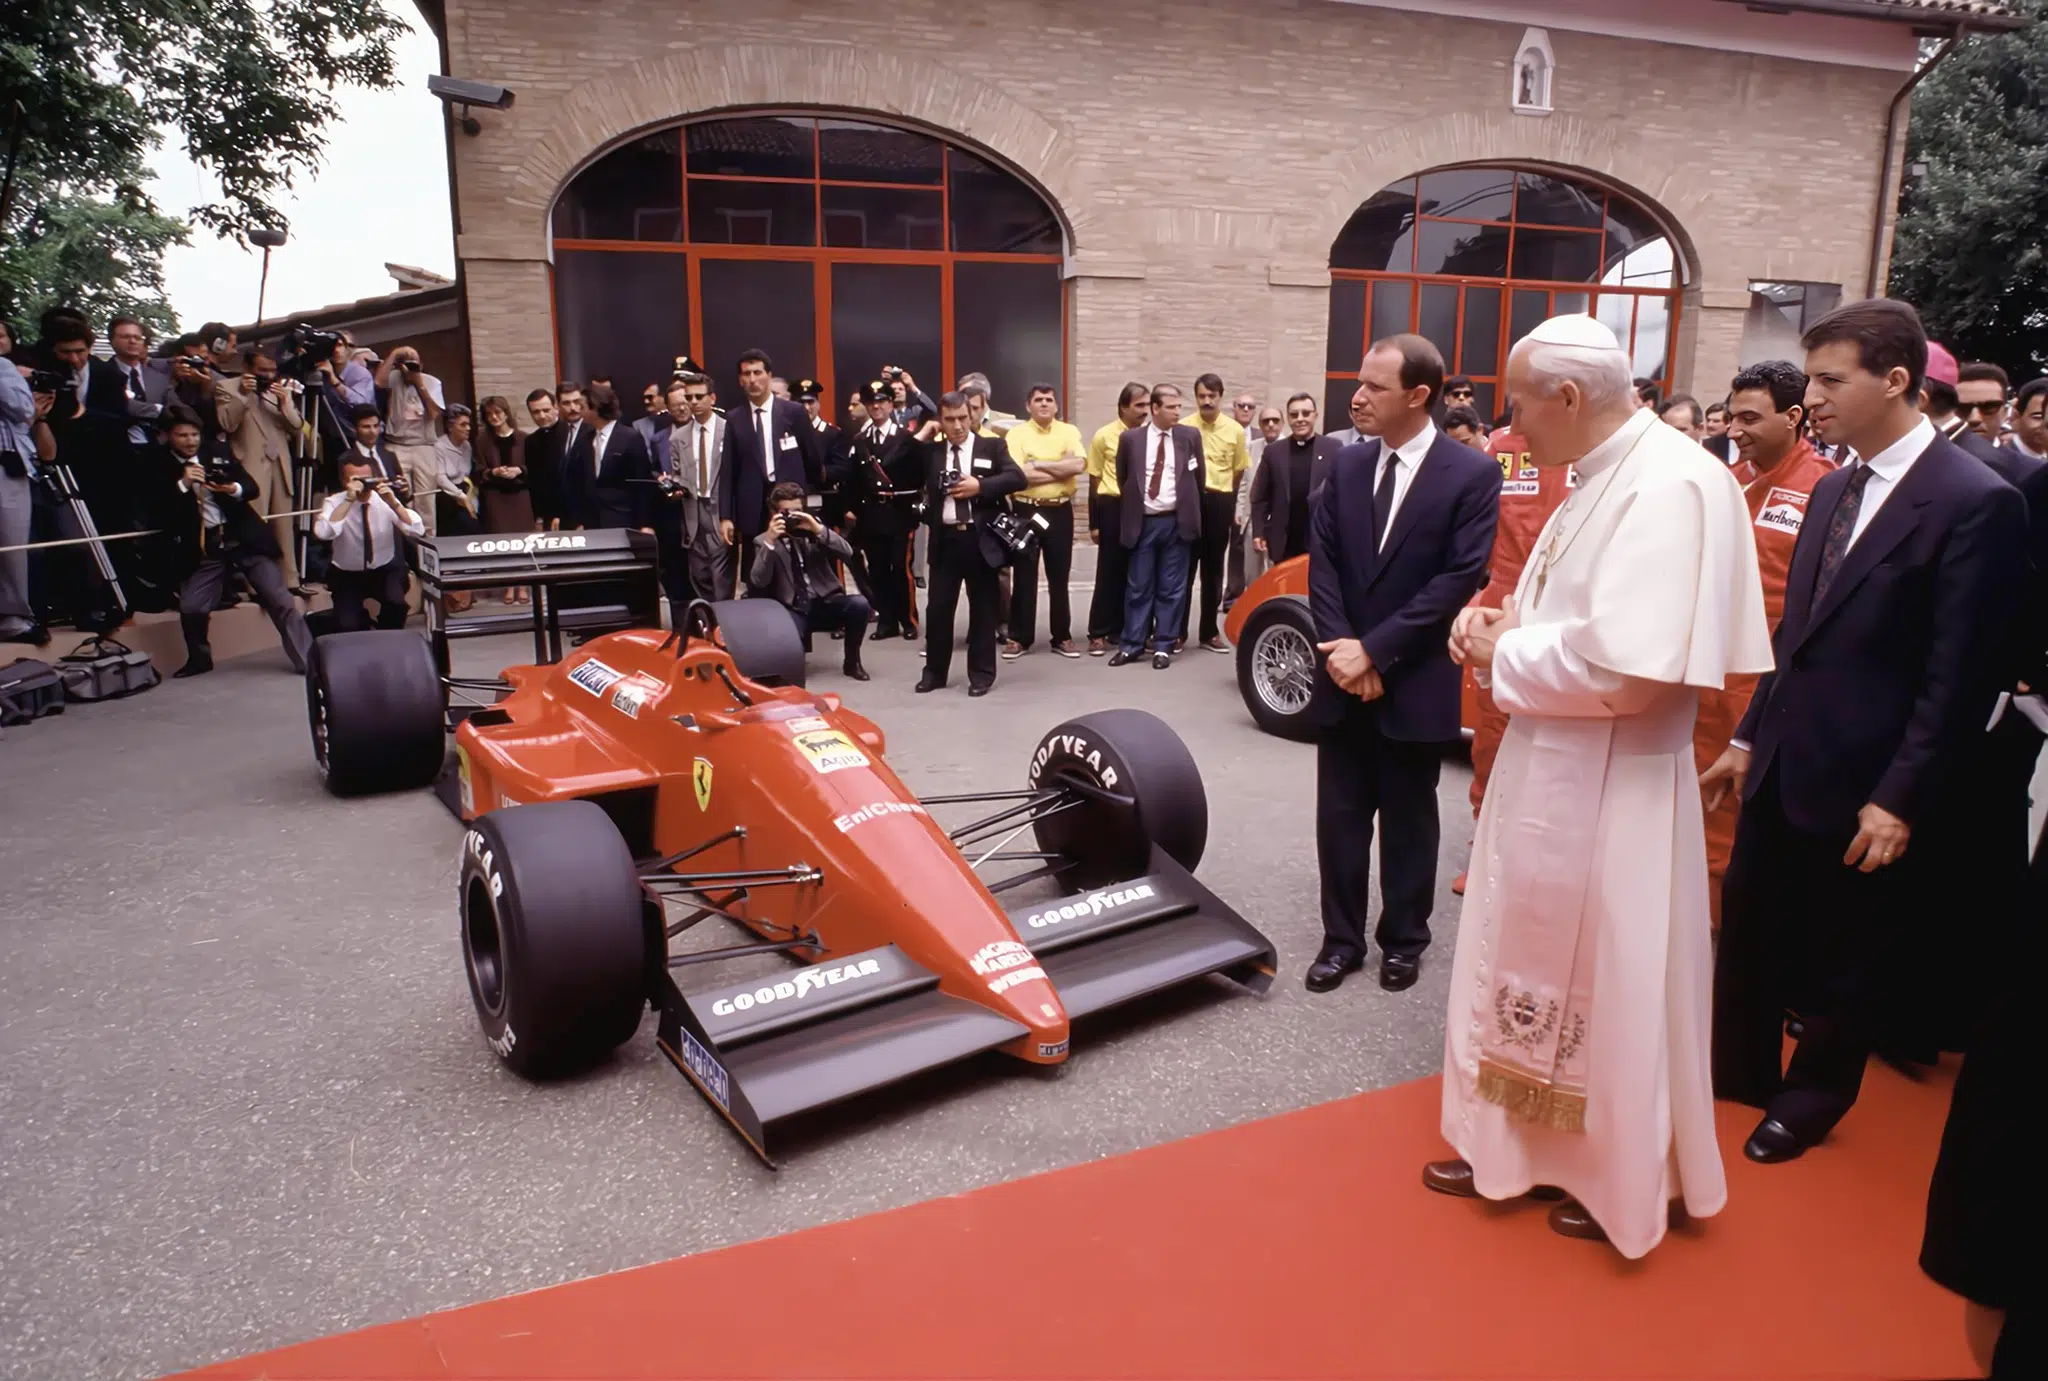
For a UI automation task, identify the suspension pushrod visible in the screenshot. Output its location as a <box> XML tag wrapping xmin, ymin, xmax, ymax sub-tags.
<box><xmin>952</xmin><ymin>796</ymin><xmax>1083</xmax><ymax>849</ymax></box>
<box><xmin>946</xmin><ymin>790</ymin><xmax>1065</xmax><ymax>843</ymax></box>
<box><xmin>985</xmin><ymin>862</ymin><xmax>1066</xmax><ymax>895</ymax></box>
<box><xmin>667</xmin><ymin>935</ymin><xmax>821</xmax><ymax>968</ymax></box>
<box><xmin>645</xmin><ymin>825</ymin><xmax>746</xmax><ymax>874</ymax></box>
<box><xmin>921</xmin><ymin>788</ymin><xmax>1046</xmax><ymax>805</ymax></box>
<box><xmin>642</xmin><ymin>866</ymin><xmax>820</xmax><ymax>889</ymax></box>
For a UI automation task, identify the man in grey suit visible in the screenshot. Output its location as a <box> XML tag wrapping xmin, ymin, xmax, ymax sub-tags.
<box><xmin>658</xmin><ymin>372</ymin><xmax>734</xmax><ymax>607</ymax></box>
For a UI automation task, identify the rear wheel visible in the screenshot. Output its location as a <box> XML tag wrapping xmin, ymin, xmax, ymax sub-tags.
<box><xmin>460</xmin><ymin>800</ymin><xmax>650</xmax><ymax>1078</ymax></box>
<box><xmin>1027</xmin><ymin>709</ymin><xmax>1207</xmax><ymax>886</ymax></box>
<box><xmin>709</xmin><ymin>598</ymin><xmax>807</xmax><ymax>688</ymax></box>
<box><xmin>1235</xmin><ymin>596</ymin><xmax>1318</xmax><ymax>741</ymax></box>
<box><xmin>308</xmin><ymin>630</ymin><xmax>447</xmax><ymax>796</ymax></box>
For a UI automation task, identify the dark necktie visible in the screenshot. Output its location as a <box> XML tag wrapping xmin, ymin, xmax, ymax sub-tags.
<box><xmin>126</xmin><ymin>367</ymin><xmax>145</xmax><ymax>402</ymax></box>
<box><xmin>757</xmin><ymin>406</ymin><xmax>769</xmax><ymax>462</ymax></box>
<box><xmin>1812</xmin><ymin>462</ymin><xmax>1877</xmax><ymax>605</ymax></box>
<box><xmin>361</xmin><ymin>498</ymin><xmax>376</xmax><ymax>569</ymax></box>
<box><xmin>1373</xmin><ymin>450</ymin><xmax>1400</xmax><ymax>549</ymax></box>
<box><xmin>1149</xmin><ymin>432</ymin><xmax>1167</xmax><ymax>500</ymax></box>
<box><xmin>949</xmin><ymin>444</ymin><xmax>964</xmax><ymax>520</ymax></box>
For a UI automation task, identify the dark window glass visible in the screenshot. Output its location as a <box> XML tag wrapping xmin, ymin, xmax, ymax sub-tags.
<box><xmin>1325</xmin><ymin>377</ymin><xmax>1360</xmax><ymax>437</ymax></box>
<box><xmin>552</xmin><ymin>250</ymin><xmax>690</xmax><ymax>399</ymax></box>
<box><xmin>685</xmin><ymin>117</ymin><xmax>814</xmax><ymax>179</ymax></box>
<box><xmin>831</xmin><ymin>263</ymin><xmax>942</xmax><ymax>412</ymax></box>
<box><xmin>947</xmin><ymin>148</ymin><xmax>1061</xmax><ymax>254</ymax></box>
<box><xmin>1326</xmin><ymin>278</ymin><xmax>1366</xmax><ymax>374</ymax></box>
<box><xmin>552</xmin><ymin>132</ymin><xmax>683</xmax><ymax>242</ymax></box>
<box><xmin>821</xmin><ymin>186</ymin><xmax>945</xmax><ymax>250</ymax></box>
<box><xmin>686</xmin><ymin>179</ymin><xmax>816</xmax><ymax>247</ymax></box>
<box><xmin>1602</xmin><ymin>195</ymin><xmax>1669</xmax><ymax>264</ymax></box>
<box><xmin>1511</xmin><ymin>228</ymin><xmax>1603</xmax><ymax>282</ymax></box>
<box><xmin>819</xmin><ymin>119</ymin><xmax>943</xmax><ymax>185</ymax></box>
<box><xmin>1632</xmin><ymin>295</ymin><xmax>1673</xmax><ymax>381</ymax></box>
<box><xmin>1460</xmin><ymin>286</ymin><xmax>1502</xmax><ymax>377</ymax></box>
<box><xmin>1369</xmin><ymin>279</ymin><xmax>1413</xmax><ymax>342</ymax></box>
<box><xmin>1467</xmin><ymin>382</ymin><xmax>1499</xmax><ymax>428</ymax></box>
<box><xmin>1329</xmin><ymin>185</ymin><xmax>1417</xmax><ymax>271</ymax></box>
<box><xmin>1553</xmin><ymin>290</ymin><xmax>1591</xmax><ymax>316</ymax></box>
<box><xmin>1515</xmin><ymin>173</ymin><xmax>1604</xmax><ymax>229</ymax></box>
<box><xmin>953</xmin><ymin>261</ymin><xmax>1062</xmax><ymax>415</ymax></box>
<box><xmin>1417</xmin><ymin>283</ymin><xmax>1458</xmax><ymax>365</ymax></box>
<box><xmin>1415</xmin><ymin>220</ymin><xmax>1511</xmax><ymax>277</ymax></box>
<box><xmin>1416</xmin><ymin>168</ymin><xmax>1514</xmax><ymax>223</ymax></box>
<box><xmin>1509</xmin><ymin>289</ymin><xmax>1553</xmax><ymax>351</ymax></box>
<box><xmin>698</xmin><ymin>260</ymin><xmax>816</xmax><ymax>391</ymax></box>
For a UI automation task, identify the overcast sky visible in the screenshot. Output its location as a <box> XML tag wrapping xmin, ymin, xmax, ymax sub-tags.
<box><xmin>147</xmin><ymin>14</ymin><xmax>454</xmax><ymax>331</ymax></box>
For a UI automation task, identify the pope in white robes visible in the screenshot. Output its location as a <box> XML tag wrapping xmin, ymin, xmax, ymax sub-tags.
<box><xmin>1434</xmin><ymin>316</ymin><xmax>1773</xmax><ymax>1258</ymax></box>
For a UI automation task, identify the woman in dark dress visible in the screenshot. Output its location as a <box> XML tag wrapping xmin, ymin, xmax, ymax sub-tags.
<box><xmin>475</xmin><ymin>395</ymin><xmax>534</xmax><ymax>604</ymax></box>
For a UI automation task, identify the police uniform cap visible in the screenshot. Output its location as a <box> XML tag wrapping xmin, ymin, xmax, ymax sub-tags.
<box><xmin>861</xmin><ymin>380</ymin><xmax>892</xmax><ymax>404</ymax></box>
<box><xmin>794</xmin><ymin>378</ymin><xmax>822</xmax><ymax>401</ymax></box>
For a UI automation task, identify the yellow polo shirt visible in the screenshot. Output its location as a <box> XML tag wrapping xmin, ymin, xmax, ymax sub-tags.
<box><xmin>1087</xmin><ymin>419</ymin><xmax>1127</xmax><ymax>500</ymax></box>
<box><xmin>1006</xmin><ymin>417</ymin><xmax>1086</xmax><ymax>502</ymax></box>
<box><xmin>1187</xmin><ymin>412</ymin><xmax>1251</xmax><ymax>493</ymax></box>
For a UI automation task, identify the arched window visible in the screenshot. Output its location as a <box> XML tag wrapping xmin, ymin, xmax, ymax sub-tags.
<box><xmin>550</xmin><ymin>114</ymin><xmax>1066</xmax><ymax>414</ymax></box>
<box><xmin>1325</xmin><ymin>165</ymin><xmax>1682</xmax><ymax>425</ymax></box>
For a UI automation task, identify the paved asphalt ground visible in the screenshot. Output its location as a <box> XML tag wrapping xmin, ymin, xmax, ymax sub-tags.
<box><xmin>0</xmin><ymin>569</ymin><xmax>1477</xmax><ymax>1380</ymax></box>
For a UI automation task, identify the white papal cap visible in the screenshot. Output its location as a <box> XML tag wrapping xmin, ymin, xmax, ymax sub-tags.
<box><xmin>1523</xmin><ymin>314</ymin><xmax>1623</xmax><ymax>351</ymax></box>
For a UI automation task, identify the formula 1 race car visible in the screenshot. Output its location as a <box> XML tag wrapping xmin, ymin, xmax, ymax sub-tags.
<box><xmin>304</xmin><ymin>600</ymin><xmax>1276</xmax><ymax>1163</ymax></box>
<box><xmin>1223</xmin><ymin>555</ymin><xmax>1482</xmax><ymax>742</ymax></box>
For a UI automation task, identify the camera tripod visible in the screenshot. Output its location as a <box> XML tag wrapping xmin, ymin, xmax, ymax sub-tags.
<box><xmin>35</xmin><ymin>461</ymin><xmax>131</xmax><ymax>638</ymax></box>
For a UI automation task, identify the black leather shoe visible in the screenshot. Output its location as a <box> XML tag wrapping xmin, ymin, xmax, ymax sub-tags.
<box><xmin>1742</xmin><ymin>1116</ymin><xmax>1808</xmax><ymax>1164</ymax></box>
<box><xmin>915</xmin><ymin>675</ymin><xmax>945</xmax><ymax>694</ymax></box>
<box><xmin>842</xmin><ymin>663</ymin><xmax>870</xmax><ymax>682</ymax></box>
<box><xmin>876</xmin><ymin>624</ymin><xmax>901</xmax><ymax>640</ymax></box>
<box><xmin>1548</xmin><ymin>1198</ymin><xmax>1608</xmax><ymax>1241</ymax></box>
<box><xmin>1305</xmin><ymin>949</ymin><xmax>1364</xmax><ymax>993</ymax></box>
<box><xmin>173</xmin><ymin>653</ymin><xmax>214</xmax><ymax>679</ymax></box>
<box><xmin>1422</xmin><ymin>1159</ymin><xmax>1479</xmax><ymax>1198</ymax></box>
<box><xmin>1152</xmin><ymin>651</ymin><xmax>1171</xmax><ymax>669</ymax></box>
<box><xmin>1107</xmin><ymin>650</ymin><xmax>1142</xmax><ymax>667</ymax></box>
<box><xmin>22</xmin><ymin>622</ymin><xmax>50</xmax><ymax>647</ymax></box>
<box><xmin>1379</xmin><ymin>953</ymin><xmax>1421</xmax><ymax>991</ymax></box>
<box><xmin>968</xmin><ymin>682</ymin><xmax>992</xmax><ymax>698</ymax></box>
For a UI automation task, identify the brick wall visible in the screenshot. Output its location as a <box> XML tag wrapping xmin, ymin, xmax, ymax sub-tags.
<box><xmin>445</xmin><ymin>0</ymin><xmax>1901</xmax><ymax>425</ymax></box>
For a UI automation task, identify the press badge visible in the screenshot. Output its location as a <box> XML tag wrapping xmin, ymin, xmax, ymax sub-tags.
<box><xmin>972</xmin><ymin>456</ymin><xmax>993</xmax><ymax>473</ymax></box>
<box><xmin>778</xmin><ymin>433</ymin><xmax>798</xmax><ymax>451</ymax></box>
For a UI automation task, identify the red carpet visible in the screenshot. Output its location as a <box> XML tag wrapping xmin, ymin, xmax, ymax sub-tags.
<box><xmin>185</xmin><ymin>1061</ymin><xmax>1977</xmax><ymax>1380</ymax></box>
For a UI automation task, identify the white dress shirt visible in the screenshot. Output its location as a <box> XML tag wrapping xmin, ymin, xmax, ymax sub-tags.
<box><xmin>942</xmin><ymin>440</ymin><xmax>970</xmax><ymax>523</ymax></box>
<box><xmin>751</xmin><ymin>400</ymin><xmax>773</xmax><ymax>461</ymax></box>
<box><xmin>117</xmin><ymin>360</ymin><xmax>156</xmax><ymax>444</ymax></box>
<box><xmin>591</xmin><ymin>420</ymin><xmax>615</xmax><ymax>478</ymax></box>
<box><xmin>1373</xmin><ymin>418</ymin><xmax>1438</xmax><ymax>549</ymax></box>
<box><xmin>1142</xmin><ymin>423</ymin><xmax>1180</xmax><ymax>514</ymax></box>
<box><xmin>314</xmin><ymin>490</ymin><xmax>426</xmax><ymax>570</ymax></box>
<box><xmin>1846</xmin><ymin>415</ymin><xmax>1934</xmax><ymax>548</ymax></box>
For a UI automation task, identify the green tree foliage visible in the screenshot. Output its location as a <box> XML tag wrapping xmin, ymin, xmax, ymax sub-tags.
<box><xmin>1891</xmin><ymin>3</ymin><xmax>2048</xmax><ymax>379</ymax></box>
<box><xmin>0</xmin><ymin>0</ymin><xmax>409</xmax><ymax>335</ymax></box>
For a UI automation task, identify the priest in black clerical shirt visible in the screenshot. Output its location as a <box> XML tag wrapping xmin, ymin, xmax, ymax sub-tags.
<box><xmin>1249</xmin><ymin>392</ymin><xmax>1342</xmax><ymax>564</ymax></box>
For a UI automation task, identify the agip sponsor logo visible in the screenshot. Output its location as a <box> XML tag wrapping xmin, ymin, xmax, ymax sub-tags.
<box><xmin>709</xmin><ymin>957</ymin><xmax>883</xmax><ymax>1016</ymax></box>
<box><xmin>1754</xmin><ymin>486</ymin><xmax>1811</xmax><ymax>537</ymax></box>
<box><xmin>794</xmin><ymin>729</ymin><xmax>869</xmax><ymax>774</ymax></box>
<box><xmin>1022</xmin><ymin>882</ymin><xmax>1157</xmax><ymax>931</ymax></box>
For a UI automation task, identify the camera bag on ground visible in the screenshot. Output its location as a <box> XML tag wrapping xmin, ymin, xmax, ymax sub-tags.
<box><xmin>0</xmin><ymin>659</ymin><xmax>67</xmax><ymax>725</ymax></box>
<box><xmin>56</xmin><ymin>637</ymin><xmax>161</xmax><ymax>702</ymax></box>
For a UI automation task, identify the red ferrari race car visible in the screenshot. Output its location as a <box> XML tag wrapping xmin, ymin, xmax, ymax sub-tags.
<box><xmin>1223</xmin><ymin>556</ymin><xmax>1481</xmax><ymax>742</ymax></box>
<box><xmin>304</xmin><ymin>600</ymin><xmax>1276</xmax><ymax>1163</ymax></box>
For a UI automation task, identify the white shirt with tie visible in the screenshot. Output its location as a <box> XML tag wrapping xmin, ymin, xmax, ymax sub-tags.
<box><xmin>1372</xmin><ymin>418</ymin><xmax>1438</xmax><ymax>549</ymax></box>
<box><xmin>591</xmin><ymin>420</ymin><xmax>615</xmax><ymax>480</ymax></box>
<box><xmin>942</xmin><ymin>439</ymin><xmax>971</xmax><ymax>523</ymax></box>
<box><xmin>117</xmin><ymin>359</ymin><xmax>158</xmax><ymax>444</ymax></box>
<box><xmin>750</xmin><ymin>399</ymin><xmax>774</xmax><ymax>469</ymax></box>
<box><xmin>1844</xmin><ymin>415</ymin><xmax>1934</xmax><ymax>548</ymax></box>
<box><xmin>314</xmin><ymin>489</ymin><xmax>426</xmax><ymax>570</ymax></box>
<box><xmin>1142</xmin><ymin>423</ymin><xmax>1181</xmax><ymax>514</ymax></box>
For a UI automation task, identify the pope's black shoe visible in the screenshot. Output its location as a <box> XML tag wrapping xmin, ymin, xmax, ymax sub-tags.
<box><xmin>1379</xmin><ymin>953</ymin><xmax>1421</xmax><ymax>991</ymax></box>
<box><xmin>1742</xmin><ymin>1116</ymin><xmax>1809</xmax><ymax>1164</ymax></box>
<box><xmin>1305</xmin><ymin>947</ymin><xmax>1364</xmax><ymax>993</ymax></box>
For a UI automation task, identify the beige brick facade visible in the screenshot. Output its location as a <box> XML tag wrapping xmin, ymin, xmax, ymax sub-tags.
<box><xmin>443</xmin><ymin>0</ymin><xmax>1904</xmax><ymax>425</ymax></box>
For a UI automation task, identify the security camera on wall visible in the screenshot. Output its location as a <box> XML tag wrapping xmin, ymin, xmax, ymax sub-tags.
<box><xmin>428</xmin><ymin>74</ymin><xmax>515</xmax><ymax>135</ymax></box>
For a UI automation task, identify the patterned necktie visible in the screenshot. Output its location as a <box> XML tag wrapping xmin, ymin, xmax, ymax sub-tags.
<box><xmin>1373</xmin><ymin>450</ymin><xmax>1400</xmax><ymax>549</ymax></box>
<box><xmin>1812</xmin><ymin>462</ymin><xmax>1877</xmax><ymax>605</ymax></box>
<box><xmin>1149</xmin><ymin>431</ymin><xmax>1167</xmax><ymax>500</ymax></box>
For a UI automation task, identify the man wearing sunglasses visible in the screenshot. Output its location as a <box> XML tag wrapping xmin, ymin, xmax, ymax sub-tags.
<box><xmin>1956</xmin><ymin>362</ymin><xmax>2010</xmax><ymax>446</ymax></box>
<box><xmin>1248</xmin><ymin>393</ymin><xmax>1340</xmax><ymax>568</ymax></box>
<box><xmin>1925</xmin><ymin>343</ymin><xmax>2032</xmax><ymax>487</ymax></box>
<box><xmin>1442</xmin><ymin>375</ymin><xmax>1478</xmax><ymax>415</ymax></box>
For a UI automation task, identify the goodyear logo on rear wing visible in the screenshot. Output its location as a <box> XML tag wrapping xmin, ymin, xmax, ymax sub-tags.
<box><xmin>569</xmin><ymin>659</ymin><xmax>625</xmax><ymax>698</ymax></box>
<box><xmin>464</xmin><ymin>533</ymin><xmax>589</xmax><ymax>555</ymax></box>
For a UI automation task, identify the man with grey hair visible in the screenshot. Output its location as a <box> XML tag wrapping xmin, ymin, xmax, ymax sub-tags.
<box><xmin>956</xmin><ymin>372</ymin><xmax>1018</xmax><ymax>435</ymax></box>
<box><xmin>1433</xmin><ymin>315</ymin><xmax>1772</xmax><ymax>1258</ymax></box>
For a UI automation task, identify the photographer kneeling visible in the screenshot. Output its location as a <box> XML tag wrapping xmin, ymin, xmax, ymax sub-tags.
<box><xmin>159</xmin><ymin>405</ymin><xmax>312</xmax><ymax>678</ymax></box>
<box><xmin>746</xmin><ymin>481</ymin><xmax>870</xmax><ymax>682</ymax></box>
<box><xmin>314</xmin><ymin>453</ymin><xmax>427</xmax><ymax>632</ymax></box>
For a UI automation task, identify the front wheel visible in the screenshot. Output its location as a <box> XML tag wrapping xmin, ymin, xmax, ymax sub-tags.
<box><xmin>1235</xmin><ymin>596</ymin><xmax>1318</xmax><ymax>742</ymax></box>
<box><xmin>1027</xmin><ymin>709</ymin><xmax>1207</xmax><ymax>886</ymax></box>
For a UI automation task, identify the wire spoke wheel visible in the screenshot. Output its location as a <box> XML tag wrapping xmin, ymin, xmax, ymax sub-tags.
<box><xmin>1251</xmin><ymin>623</ymin><xmax>1316</xmax><ymax>715</ymax></box>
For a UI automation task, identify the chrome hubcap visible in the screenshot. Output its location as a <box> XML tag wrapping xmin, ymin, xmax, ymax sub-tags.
<box><xmin>1251</xmin><ymin>624</ymin><xmax>1315</xmax><ymax>715</ymax></box>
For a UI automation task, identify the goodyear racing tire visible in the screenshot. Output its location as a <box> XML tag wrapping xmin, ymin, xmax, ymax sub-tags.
<box><xmin>710</xmin><ymin>598</ymin><xmax>807</xmax><ymax>688</ymax></box>
<box><xmin>1027</xmin><ymin>709</ymin><xmax>1208</xmax><ymax>886</ymax></box>
<box><xmin>460</xmin><ymin>800</ymin><xmax>650</xmax><ymax>1078</ymax></box>
<box><xmin>1234</xmin><ymin>595</ymin><xmax>1318</xmax><ymax>742</ymax></box>
<box><xmin>308</xmin><ymin>630</ymin><xmax>446</xmax><ymax>797</ymax></box>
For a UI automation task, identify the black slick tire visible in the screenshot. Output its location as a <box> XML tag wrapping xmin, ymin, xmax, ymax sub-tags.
<box><xmin>1026</xmin><ymin>709</ymin><xmax>1208</xmax><ymax>885</ymax></box>
<box><xmin>459</xmin><ymin>800</ymin><xmax>650</xmax><ymax>1078</ymax></box>
<box><xmin>1235</xmin><ymin>596</ymin><xmax>1318</xmax><ymax>742</ymax></box>
<box><xmin>709</xmin><ymin>598</ymin><xmax>807</xmax><ymax>688</ymax></box>
<box><xmin>308</xmin><ymin>630</ymin><xmax>446</xmax><ymax>796</ymax></box>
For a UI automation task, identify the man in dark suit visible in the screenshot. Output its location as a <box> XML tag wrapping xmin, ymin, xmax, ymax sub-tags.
<box><xmin>1706</xmin><ymin>299</ymin><xmax>2029</xmax><ymax>1163</ymax></box>
<box><xmin>561</xmin><ymin>384</ymin><xmax>653</xmax><ymax>531</ymax></box>
<box><xmin>1925</xmin><ymin>343</ymin><xmax>2037</xmax><ymax>489</ymax></box>
<box><xmin>522</xmin><ymin>389</ymin><xmax>567</xmax><ymax>530</ymax></box>
<box><xmin>1304</xmin><ymin>335</ymin><xmax>1500</xmax><ymax>993</ymax></box>
<box><xmin>1248</xmin><ymin>391</ymin><xmax>1341</xmax><ymax>565</ymax></box>
<box><xmin>916</xmin><ymin>391</ymin><xmax>1027</xmax><ymax>696</ymax></box>
<box><xmin>849</xmin><ymin>379</ymin><xmax>926</xmax><ymax>640</ymax></box>
<box><xmin>723</xmin><ymin>348</ymin><xmax>825</xmax><ymax>547</ymax></box>
<box><xmin>1110</xmin><ymin>384</ymin><xmax>1203</xmax><ymax>668</ymax></box>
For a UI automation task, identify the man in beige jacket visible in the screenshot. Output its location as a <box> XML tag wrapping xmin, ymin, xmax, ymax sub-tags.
<box><xmin>214</xmin><ymin>350</ymin><xmax>304</xmax><ymax>589</ymax></box>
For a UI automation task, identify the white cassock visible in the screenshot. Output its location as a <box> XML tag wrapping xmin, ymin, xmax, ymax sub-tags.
<box><xmin>1442</xmin><ymin>406</ymin><xmax>1772</xmax><ymax>1259</ymax></box>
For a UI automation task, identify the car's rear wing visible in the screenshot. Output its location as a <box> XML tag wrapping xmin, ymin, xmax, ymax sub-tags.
<box><xmin>653</xmin><ymin>848</ymin><xmax>1273</xmax><ymax>1165</ymax></box>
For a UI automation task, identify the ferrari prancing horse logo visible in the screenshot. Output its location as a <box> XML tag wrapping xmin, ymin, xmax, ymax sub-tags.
<box><xmin>693</xmin><ymin>757</ymin><xmax>713</xmax><ymax>812</ymax></box>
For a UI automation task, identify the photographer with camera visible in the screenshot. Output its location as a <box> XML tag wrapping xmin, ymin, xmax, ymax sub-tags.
<box><xmin>373</xmin><ymin>345</ymin><xmax>445</xmax><ymax>536</ymax></box>
<box><xmin>314</xmin><ymin>452</ymin><xmax>427</xmax><ymax>632</ymax></box>
<box><xmin>312</xmin><ymin>331</ymin><xmax>377</xmax><ymax>409</ymax></box>
<box><xmin>214</xmin><ymin>348</ymin><xmax>306</xmax><ymax>590</ymax></box>
<box><xmin>156</xmin><ymin>405</ymin><xmax>311</xmax><ymax>678</ymax></box>
<box><xmin>1</xmin><ymin>322</ymin><xmax>47</xmax><ymax>644</ymax></box>
<box><xmin>747</xmin><ymin>482</ymin><xmax>870</xmax><ymax>681</ymax></box>
<box><xmin>915</xmin><ymin>391</ymin><xmax>1027</xmax><ymax>696</ymax></box>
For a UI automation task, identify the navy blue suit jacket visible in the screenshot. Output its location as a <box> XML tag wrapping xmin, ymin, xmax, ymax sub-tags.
<box><xmin>1307</xmin><ymin>432</ymin><xmax>1500</xmax><ymax>741</ymax></box>
<box><xmin>563</xmin><ymin>422</ymin><xmax>654</xmax><ymax>531</ymax></box>
<box><xmin>723</xmin><ymin>396</ymin><xmax>825</xmax><ymax>536</ymax></box>
<box><xmin>1736</xmin><ymin>433</ymin><xmax>2028</xmax><ymax>835</ymax></box>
